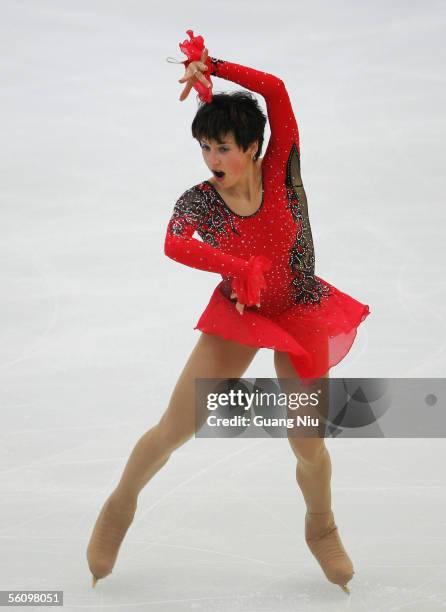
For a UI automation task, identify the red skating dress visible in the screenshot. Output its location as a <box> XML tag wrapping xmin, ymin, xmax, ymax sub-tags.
<box><xmin>164</xmin><ymin>56</ymin><xmax>370</xmax><ymax>380</ymax></box>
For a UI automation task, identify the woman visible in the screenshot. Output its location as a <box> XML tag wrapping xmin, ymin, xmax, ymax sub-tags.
<box><xmin>86</xmin><ymin>36</ymin><xmax>370</xmax><ymax>595</ymax></box>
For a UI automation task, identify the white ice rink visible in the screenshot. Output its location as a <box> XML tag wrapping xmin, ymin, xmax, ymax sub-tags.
<box><xmin>1</xmin><ymin>1</ymin><xmax>445</xmax><ymax>610</ymax></box>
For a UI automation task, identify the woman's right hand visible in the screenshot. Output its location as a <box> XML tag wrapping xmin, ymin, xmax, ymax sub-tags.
<box><xmin>178</xmin><ymin>47</ymin><xmax>212</xmax><ymax>101</ymax></box>
<box><xmin>230</xmin><ymin>291</ymin><xmax>261</xmax><ymax>316</ymax></box>
<box><xmin>230</xmin><ymin>255</ymin><xmax>270</xmax><ymax>315</ymax></box>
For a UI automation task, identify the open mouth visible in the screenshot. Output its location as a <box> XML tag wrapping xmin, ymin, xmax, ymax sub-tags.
<box><xmin>213</xmin><ymin>170</ymin><xmax>225</xmax><ymax>179</ymax></box>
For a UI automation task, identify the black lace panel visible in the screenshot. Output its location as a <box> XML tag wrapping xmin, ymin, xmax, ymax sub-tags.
<box><xmin>285</xmin><ymin>143</ymin><xmax>330</xmax><ymax>305</ymax></box>
<box><xmin>169</xmin><ymin>185</ymin><xmax>241</xmax><ymax>248</ymax></box>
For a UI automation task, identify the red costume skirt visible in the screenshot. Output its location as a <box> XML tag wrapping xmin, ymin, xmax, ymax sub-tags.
<box><xmin>194</xmin><ymin>276</ymin><xmax>370</xmax><ymax>382</ymax></box>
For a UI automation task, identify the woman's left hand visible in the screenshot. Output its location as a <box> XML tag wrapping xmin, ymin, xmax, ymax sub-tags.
<box><xmin>178</xmin><ymin>46</ymin><xmax>212</xmax><ymax>101</ymax></box>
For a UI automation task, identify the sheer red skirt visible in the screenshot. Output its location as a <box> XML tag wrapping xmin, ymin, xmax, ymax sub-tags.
<box><xmin>194</xmin><ymin>276</ymin><xmax>370</xmax><ymax>383</ymax></box>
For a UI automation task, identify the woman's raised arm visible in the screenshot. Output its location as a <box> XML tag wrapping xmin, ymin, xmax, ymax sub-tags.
<box><xmin>206</xmin><ymin>54</ymin><xmax>301</xmax><ymax>164</ymax></box>
<box><xmin>177</xmin><ymin>45</ymin><xmax>301</xmax><ymax>164</ymax></box>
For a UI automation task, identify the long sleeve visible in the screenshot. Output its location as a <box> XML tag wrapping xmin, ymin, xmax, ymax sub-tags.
<box><xmin>207</xmin><ymin>56</ymin><xmax>300</xmax><ymax>163</ymax></box>
<box><xmin>164</xmin><ymin>186</ymin><xmax>272</xmax><ymax>305</ymax></box>
<box><xmin>164</xmin><ymin>186</ymin><xmax>248</xmax><ymax>276</ymax></box>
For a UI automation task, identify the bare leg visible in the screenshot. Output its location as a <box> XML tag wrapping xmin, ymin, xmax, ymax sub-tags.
<box><xmin>274</xmin><ymin>350</ymin><xmax>354</xmax><ymax>593</ymax></box>
<box><xmin>87</xmin><ymin>333</ymin><xmax>259</xmax><ymax>584</ymax></box>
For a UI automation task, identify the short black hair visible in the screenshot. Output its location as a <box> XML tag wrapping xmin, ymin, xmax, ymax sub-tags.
<box><xmin>191</xmin><ymin>91</ymin><xmax>267</xmax><ymax>161</ymax></box>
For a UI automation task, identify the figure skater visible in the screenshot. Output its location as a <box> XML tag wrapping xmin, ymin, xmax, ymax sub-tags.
<box><xmin>86</xmin><ymin>30</ymin><xmax>370</xmax><ymax>595</ymax></box>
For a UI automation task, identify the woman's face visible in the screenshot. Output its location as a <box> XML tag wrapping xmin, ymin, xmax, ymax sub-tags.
<box><xmin>199</xmin><ymin>132</ymin><xmax>257</xmax><ymax>187</ymax></box>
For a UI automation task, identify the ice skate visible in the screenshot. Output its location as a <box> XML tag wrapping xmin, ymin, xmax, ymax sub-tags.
<box><xmin>305</xmin><ymin>510</ymin><xmax>355</xmax><ymax>593</ymax></box>
<box><xmin>86</xmin><ymin>493</ymin><xmax>137</xmax><ymax>586</ymax></box>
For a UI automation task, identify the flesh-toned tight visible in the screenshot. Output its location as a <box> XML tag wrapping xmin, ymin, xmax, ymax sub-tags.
<box><xmin>114</xmin><ymin>332</ymin><xmax>260</xmax><ymax>502</ymax></box>
<box><xmin>274</xmin><ymin>348</ymin><xmax>354</xmax><ymax>591</ymax></box>
<box><xmin>87</xmin><ymin>332</ymin><xmax>353</xmax><ymax>590</ymax></box>
<box><xmin>274</xmin><ymin>350</ymin><xmax>331</xmax><ymax>514</ymax></box>
<box><xmin>114</xmin><ymin>335</ymin><xmax>329</xmax><ymax>504</ymax></box>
